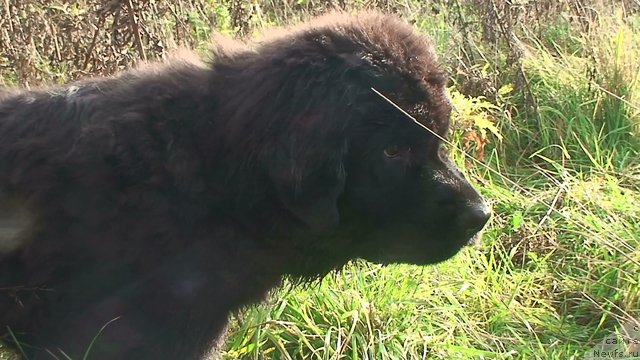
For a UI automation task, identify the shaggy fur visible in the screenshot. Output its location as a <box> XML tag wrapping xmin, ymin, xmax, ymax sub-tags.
<box><xmin>0</xmin><ymin>11</ymin><xmax>490</xmax><ymax>359</ymax></box>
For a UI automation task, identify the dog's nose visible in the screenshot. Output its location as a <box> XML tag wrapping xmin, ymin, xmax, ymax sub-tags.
<box><xmin>458</xmin><ymin>202</ymin><xmax>491</xmax><ymax>236</ymax></box>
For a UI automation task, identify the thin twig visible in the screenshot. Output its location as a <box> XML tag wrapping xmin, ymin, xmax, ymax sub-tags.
<box><xmin>125</xmin><ymin>0</ymin><xmax>146</xmax><ymax>61</ymax></box>
<box><xmin>537</xmin><ymin>185</ymin><xmax>565</xmax><ymax>227</ymax></box>
<box><xmin>83</xmin><ymin>16</ymin><xmax>106</xmax><ymax>71</ymax></box>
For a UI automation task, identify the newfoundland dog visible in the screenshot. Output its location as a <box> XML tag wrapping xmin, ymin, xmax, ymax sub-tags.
<box><xmin>0</xmin><ymin>10</ymin><xmax>490</xmax><ymax>359</ymax></box>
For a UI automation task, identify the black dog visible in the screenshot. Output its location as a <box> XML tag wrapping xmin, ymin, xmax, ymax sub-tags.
<box><xmin>0</xmin><ymin>11</ymin><xmax>490</xmax><ymax>359</ymax></box>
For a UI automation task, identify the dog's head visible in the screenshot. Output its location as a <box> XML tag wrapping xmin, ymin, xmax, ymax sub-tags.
<box><xmin>340</xmin><ymin>84</ymin><xmax>492</xmax><ymax>265</ymax></box>
<box><xmin>223</xmin><ymin>12</ymin><xmax>490</xmax><ymax>270</ymax></box>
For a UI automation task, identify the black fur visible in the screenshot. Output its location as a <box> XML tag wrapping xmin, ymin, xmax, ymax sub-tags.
<box><xmin>0</xmin><ymin>11</ymin><xmax>490</xmax><ymax>359</ymax></box>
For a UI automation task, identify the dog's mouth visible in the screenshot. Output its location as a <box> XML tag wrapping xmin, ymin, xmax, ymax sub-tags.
<box><xmin>364</xmin><ymin>243</ymin><xmax>465</xmax><ymax>265</ymax></box>
<box><xmin>358</xmin><ymin>226</ymin><xmax>482</xmax><ymax>266</ymax></box>
<box><xmin>465</xmin><ymin>230</ymin><xmax>484</xmax><ymax>247</ymax></box>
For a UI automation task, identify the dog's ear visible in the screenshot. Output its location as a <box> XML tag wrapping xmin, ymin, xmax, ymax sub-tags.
<box><xmin>265</xmin><ymin>113</ymin><xmax>347</xmax><ymax>234</ymax></box>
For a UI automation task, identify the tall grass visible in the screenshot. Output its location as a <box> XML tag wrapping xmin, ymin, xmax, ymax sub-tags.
<box><xmin>512</xmin><ymin>15</ymin><xmax>640</xmax><ymax>170</ymax></box>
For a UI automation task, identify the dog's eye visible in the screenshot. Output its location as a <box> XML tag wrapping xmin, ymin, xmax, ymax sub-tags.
<box><xmin>384</xmin><ymin>145</ymin><xmax>409</xmax><ymax>158</ymax></box>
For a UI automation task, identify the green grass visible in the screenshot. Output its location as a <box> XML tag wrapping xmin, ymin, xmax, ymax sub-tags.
<box><xmin>1</xmin><ymin>1</ymin><xmax>639</xmax><ymax>360</ymax></box>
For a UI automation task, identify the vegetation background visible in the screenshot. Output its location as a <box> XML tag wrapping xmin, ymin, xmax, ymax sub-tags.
<box><xmin>1</xmin><ymin>0</ymin><xmax>639</xmax><ymax>359</ymax></box>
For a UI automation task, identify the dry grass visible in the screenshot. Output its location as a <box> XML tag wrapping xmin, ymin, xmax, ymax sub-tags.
<box><xmin>2</xmin><ymin>0</ymin><xmax>637</xmax><ymax>88</ymax></box>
